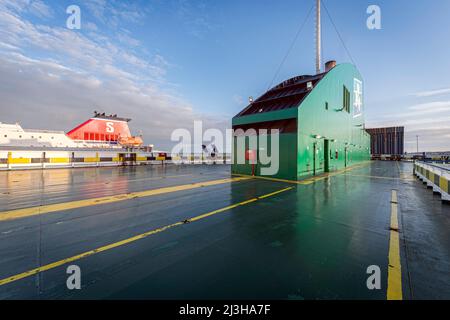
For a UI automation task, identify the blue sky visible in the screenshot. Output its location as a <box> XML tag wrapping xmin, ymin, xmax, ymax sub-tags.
<box><xmin>0</xmin><ymin>0</ymin><xmax>449</xmax><ymax>151</ymax></box>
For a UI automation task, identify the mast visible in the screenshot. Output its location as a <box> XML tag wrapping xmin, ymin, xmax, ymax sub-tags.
<box><xmin>315</xmin><ymin>0</ymin><xmax>322</xmax><ymax>74</ymax></box>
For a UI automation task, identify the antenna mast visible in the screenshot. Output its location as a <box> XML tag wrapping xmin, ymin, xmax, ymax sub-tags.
<box><xmin>315</xmin><ymin>0</ymin><xmax>322</xmax><ymax>74</ymax></box>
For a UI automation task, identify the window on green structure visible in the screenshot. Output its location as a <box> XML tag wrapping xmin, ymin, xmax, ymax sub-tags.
<box><xmin>343</xmin><ymin>86</ymin><xmax>351</xmax><ymax>113</ymax></box>
<box><xmin>325</xmin><ymin>102</ymin><xmax>329</xmax><ymax>110</ymax></box>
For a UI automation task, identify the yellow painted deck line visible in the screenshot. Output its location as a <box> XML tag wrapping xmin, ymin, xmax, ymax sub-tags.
<box><xmin>301</xmin><ymin>162</ymin><xmax>371</xmax><ymax>184</ymax></box>
<box><xmin>0</xmin><ymin>186</ymin><xmax>294</xmax><ymax>287</ymax></box>
<box><xmin>0</xmin><ymin>173</ymin><xmax>195</xmax><ymax>193</ymax></box>
<box><xmin>0</xmin><ymin>177</ymin><xmax>251</xmax><ymax>222</ymax></box>
<box><xmin>346</xmin><ymin>174</ymin><xmax>415</xmax><ymax>181</ymax></box>
<box><xmin>387</xmin><ymin>190</ymin><xmax>403</xmax><ymax>300</ymax></box>
<box><xmin>231</xmin><ymin>174</ymin><xmax>306</xmax><ymax>185</ymax></box>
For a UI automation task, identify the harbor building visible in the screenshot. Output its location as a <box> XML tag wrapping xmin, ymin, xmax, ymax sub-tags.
<box><xmin>366</xmin><ymin>127</ymin><xmax>405</xmax><ymax>160</ymax></box>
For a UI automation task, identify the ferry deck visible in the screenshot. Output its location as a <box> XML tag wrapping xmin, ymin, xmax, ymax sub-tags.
<box><xmin>0</xmin><ymin>161</ymin><xmax>448</xmax><ymax>299</ymax></box>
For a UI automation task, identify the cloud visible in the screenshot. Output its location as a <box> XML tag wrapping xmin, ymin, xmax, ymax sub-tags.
<box><xmin>28</xmin><ymin>0</ymin><xmax>53</xmax><ymax>18</ymax></box>
<box><xmin>406</xmin><ymin>101</ymin><xmax>450</xmax><ymax>116</ymax></box>
<box><xmin>0</xmin><ymin>5</ymin><xmax>166</xmax><ymax>84</ymax></box>
<box><xmin>366</xmin><ymin>98</ymin><xmax>450</xmax><ymax>152</ymax></box>
<box><xmin>84</xmin><ymin>0</ymin><xmax>147</xmax><ymax>28</ymax></box>
<box><xmin>404</xmin><ymin>127</ymin><xmax>450</xmax><ymax>153</ymax></box>
<box><xmin>0</xmin><ymin>53</ymin><xmax>229</xmax><ymax>150</ymax></box>
<box><xmin>0</xmin><ymin>0</ymin><xmax>53</xmax><ymax>19</ymax></box>
<box><xmin>84</xmin><ymin>22</ymin><xmax>98</xmax><ymax>32</ymax></box>
<box><xmin>174</xmin><ymin>0</ymin><xmax>216</xmax><ymax>39</ymax></box>
<box><xmin>409</xmin><ymin>100</ymin><xmax>450</xmax><ymax>110</ymax></box>
<box><xmin>414</xmin><ymin>87</ymin><xmax>450</xmax><ymax>98</ymax></box>
<box><xmin>0</xmin><ymin>0</ymin><xmax>229</xmax><ymax>151</ymax></box>
<box><xmin>117</xmin><ymin>32</ymin><xmax>140</xmax><ymax>47</ymax></box>
<box><xmin>0</xmin><ymin>41</ymin><xmax>21</xmax><ymax>50</ymax></box>
<box><xmin>413</xmin><ymin>88</ymin><xmax>450</xmax><ymax>98</ymax></box>
<box><xmin>374</xmin><ymin>101</ymin><xmax>450</xmax><ymax>120</ymax></box>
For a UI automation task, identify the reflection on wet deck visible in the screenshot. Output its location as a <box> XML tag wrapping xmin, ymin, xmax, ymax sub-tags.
<box><xmin>0</xmin><ymin>162</ymin><xmax>448</xmax><ymax>300</ymax></box>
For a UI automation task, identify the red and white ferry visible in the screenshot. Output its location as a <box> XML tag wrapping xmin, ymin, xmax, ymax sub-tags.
<box><xmin>0</xmin><ymin>112</ymin><xmax>170</xmax><ymax>170</ymax></box>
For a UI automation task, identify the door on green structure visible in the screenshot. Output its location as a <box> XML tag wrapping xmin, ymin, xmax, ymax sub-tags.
<box><xmin>324</xmin><ymin>139</ymin><xmax>330</xmax><ymax>172</ymax></box>
<box><xmin>344</xmin><ymin>147</ymin><xmax>348</xmax><ymax>168</ymax></box>
<box><xmin>313</xmin><ymin>142</ymin><xmax>317</xmax><ymax>176</ymax></box>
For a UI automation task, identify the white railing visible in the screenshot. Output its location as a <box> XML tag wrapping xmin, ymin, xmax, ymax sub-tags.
<box><xmin>414</xmin><ymin>161</ymin><xmax>450</xmax><ymax>201</ymax></box>
<box><xmin>169</xmin><ymin>153</ymin><xmax>232</xmax><ymax>164</ymax></box>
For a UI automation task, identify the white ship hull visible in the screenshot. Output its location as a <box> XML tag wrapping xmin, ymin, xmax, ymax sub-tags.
<box><xmin>0</xmin><ymin>114</ymin><xmax>170</xmax><ymax>170</ymax></box>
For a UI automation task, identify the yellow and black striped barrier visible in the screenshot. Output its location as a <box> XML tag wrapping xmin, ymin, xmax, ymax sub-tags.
<box><xmin>414</xmin><ymin>162</ymin><xmax>449</xmax><ymax>202</ymax></box>
<box><xmin>2</xmin><ymin>154</ymin><xmax>169</xmax><ymax>166</ymax></box>
<box><xmin>1</xmin><ymin>152</ymin><xmax>231</xmax><ymax>169</ymax></box>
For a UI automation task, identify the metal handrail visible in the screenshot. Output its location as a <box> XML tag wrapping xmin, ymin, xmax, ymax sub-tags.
<box><xmin>22</xmin><ymin>129</ymin><xmax>66</xmax><ymax>134</ymax></box>
<box><xmin>416</xmin><ymin>161</ymin><xmax>450</xmax><ymax>173</ymax></box>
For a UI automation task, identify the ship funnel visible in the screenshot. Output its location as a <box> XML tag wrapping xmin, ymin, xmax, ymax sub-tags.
<box><xmin>325</xmin><ymin>60</ymin><xmax>336</xmax><ymax>72</ymax></box>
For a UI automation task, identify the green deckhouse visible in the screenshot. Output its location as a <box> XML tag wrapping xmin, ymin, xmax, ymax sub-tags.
<box><xmin>232</xmin><ymin>62</ymin><xmax>371</xmax><ymax>181</ymax></box>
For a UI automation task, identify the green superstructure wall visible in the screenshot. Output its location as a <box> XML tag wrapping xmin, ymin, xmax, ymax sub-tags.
<box><xmin>232</xmin><ymin>108</ymin><xmax>298</xmax><ymax>181</ymax></box>
<box><xmin>232</xmin><ymin>132</ymin><xmax>298</xmax><ymax>181</ymax></box>
<box><xmin>297</xmin><ymin>64</ymin><xmax>370</xmax><ymax>177</ymax></box>
<box><xmin>232</xmin><ymin>63</ymin><xmax>370</xmax><ymax>181</ymax></box>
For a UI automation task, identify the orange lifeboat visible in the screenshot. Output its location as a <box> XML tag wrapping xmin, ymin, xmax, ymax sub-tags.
<box><xmin>118</xmin><ymin>136</ymin><xmax>143</xmax><ymax>147</ymax></box>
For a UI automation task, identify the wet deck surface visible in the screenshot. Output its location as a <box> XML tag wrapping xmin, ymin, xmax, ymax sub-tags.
<box><xmin>0</xmin><ymin>162</ymin><xmax>448</xmax><ymax>299</ymax></box>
